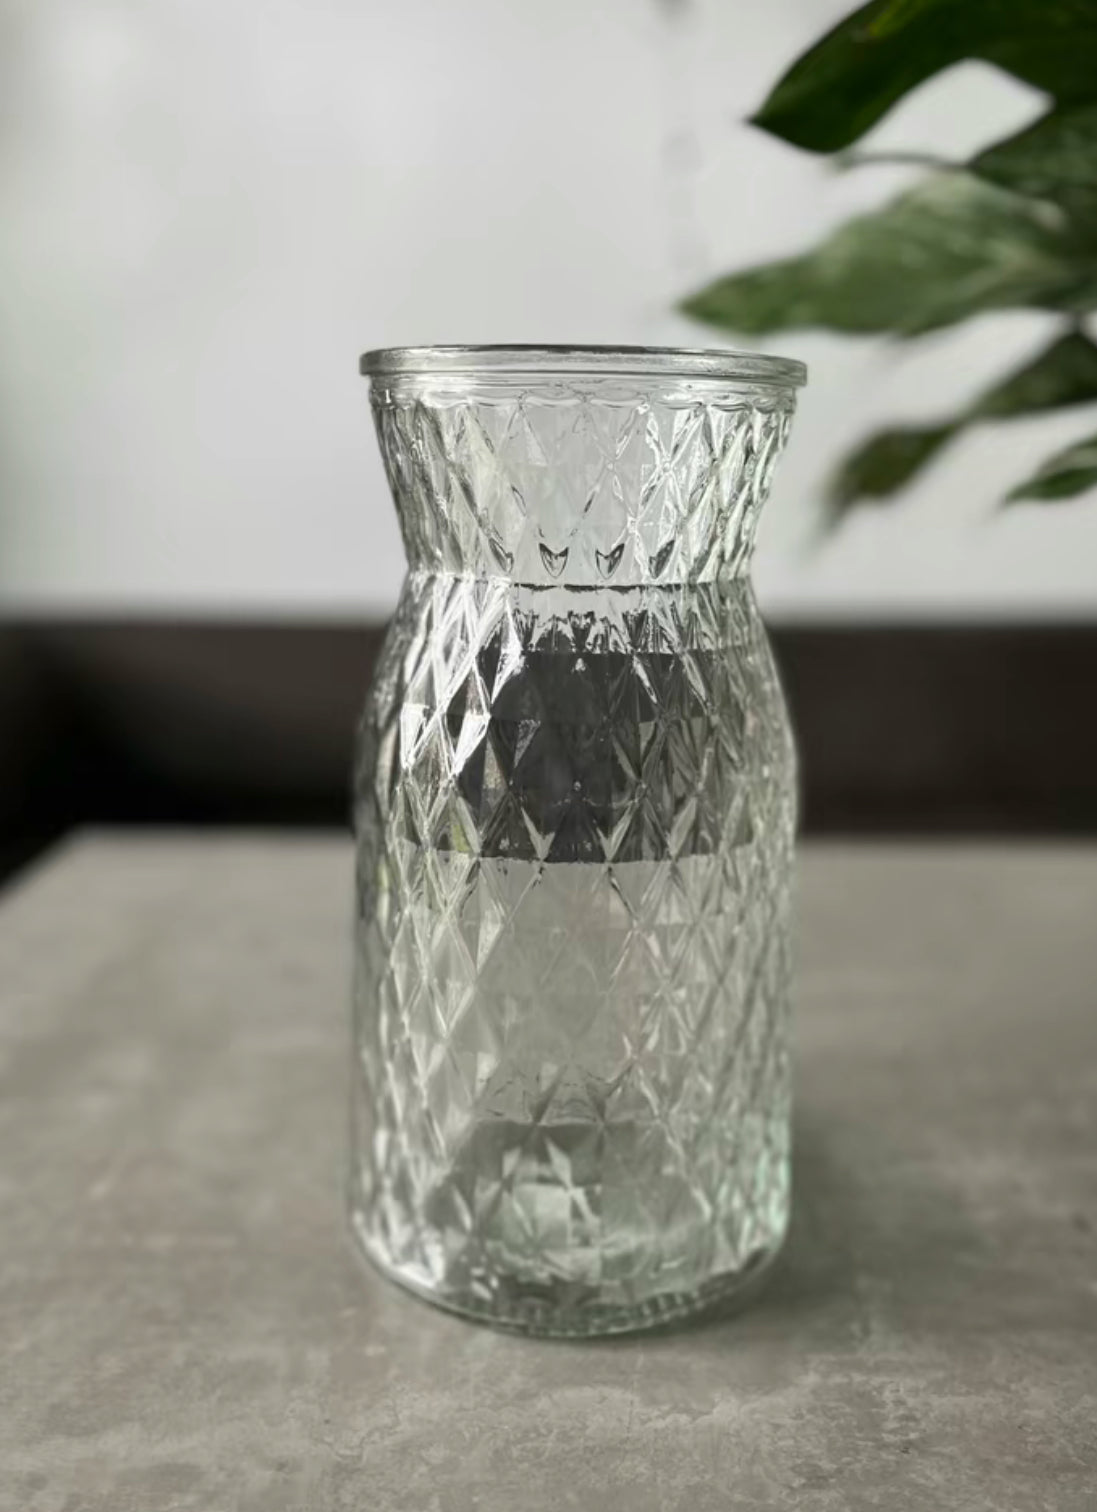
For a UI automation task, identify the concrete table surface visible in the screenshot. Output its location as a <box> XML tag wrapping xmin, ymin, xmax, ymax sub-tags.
<box><xmin>1</xmin><ymin>835</ymin><xmax>1096</xmax><ymax>1512</ymax></box>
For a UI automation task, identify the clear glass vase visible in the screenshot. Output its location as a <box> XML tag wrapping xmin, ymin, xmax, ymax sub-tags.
<box><xmin>349</xmin><ymin>345</ymin><xmax>807</xmax><ymax>1336</ymax></box>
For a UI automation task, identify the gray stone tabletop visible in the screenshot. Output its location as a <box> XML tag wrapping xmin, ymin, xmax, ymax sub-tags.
<box><xmin>1</xmin><ymin>835</ymin><xmax>1096</xmax><ymax>1511</ymax></box>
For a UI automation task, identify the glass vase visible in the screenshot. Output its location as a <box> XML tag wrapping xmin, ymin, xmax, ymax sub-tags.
<box><xmin>349</xmin><ymin>345</ymin><xmax>806</xmax><ymax>1336</ymax></box>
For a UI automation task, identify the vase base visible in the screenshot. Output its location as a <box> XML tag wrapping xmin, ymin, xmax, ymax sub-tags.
<box><xmin>348</xmin><ymin>1205</ymin><xmax>785</xmax><ymax>1339</ymax></box>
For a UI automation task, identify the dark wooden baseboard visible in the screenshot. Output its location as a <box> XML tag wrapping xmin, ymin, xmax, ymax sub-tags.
<box><xmin>2</xmin><ymin>621</ymin><xmax>1094</xmax><ymax>879</ymax></box>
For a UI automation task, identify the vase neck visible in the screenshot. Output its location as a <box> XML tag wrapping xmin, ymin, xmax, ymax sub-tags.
<box><xmin>370</xmin><ymin>379</ymin><xmax>795</xmax><ymax>588</ymax></box>
<box><xmin>394</xmin><ymin>575</ymin><xmax>762</xmax><ymax>677</ymax></box>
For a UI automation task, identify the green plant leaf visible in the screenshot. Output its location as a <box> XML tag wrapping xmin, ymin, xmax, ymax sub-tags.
<box><xmin>829</xmin><ymin>424</ymin><xmax>958</xmax><ymax>510</ymax></box>
<box><xmin>973</xmin><ymin>104</ymin><xmax>1097</xmax><ymax>227</ymax></box>
<box><xmin>681</xmin><ymin>174</ymin><xmax>1097</xmax><ymax>338</ymax></box>
<box><xmin>1008</xmin><ymin>431</ymin><xmax>1097</xmax><ymax>499</ymax></box>
<box><xmin>753</xmin><ymin>0</ymin><xmax>1097</xmax><ymax>154</ymax></box>
<box><xmin>972</xmin><ymin>330</ymin><xmax>1097</xmax><ymax>417</ymax></box>
<box><xmin>830</xmin><ymin>331</ymin><xmax>1097</xmax><ymax>512</ymax></box>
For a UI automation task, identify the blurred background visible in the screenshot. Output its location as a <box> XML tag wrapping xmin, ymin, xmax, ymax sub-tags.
<box><xmin>2</xmin><ymin>0</ymin><xmax>1095</xmax><ymax>873</ymax></box>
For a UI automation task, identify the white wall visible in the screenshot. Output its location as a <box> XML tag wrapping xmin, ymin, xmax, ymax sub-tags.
<box><xmin>2</xmin><ymin>0</ymin><xmax>1095</xmax><ymax>620</ymax></box>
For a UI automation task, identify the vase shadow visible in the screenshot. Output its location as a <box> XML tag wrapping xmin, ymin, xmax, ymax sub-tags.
<box><xmin>625</xmin><ymin>1105</ymin><xmax>987</xmax><ymax>1348</ymax></box>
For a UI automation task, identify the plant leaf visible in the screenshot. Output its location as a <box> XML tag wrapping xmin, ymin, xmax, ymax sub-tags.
<box><xmin>753</xmin><ymin>0</ymin><xmax>1097</xmax><ymax>154</ymax></box>
<box><xmin>830</xmin><ymin>332</ymin><xmax>1097</xmax><ymax>513</ymax></box>
<box><xmin>829</xmin><ymin>425</ymin><xmax>958</xmax><ymax>511</ymax></box>
<box><xmin>972</xmin><ymin>330</ymin><xmax>1097</xmax><ymax>418</ymax></box>
<box><xmin>681</xmin><ymin>174</ymin><xmax>1097</xmax><ymax>338</ymax></box>
<box><xmin>973</xmin><ymin>104</ymin><xmax>1097</xmax><ymax>227</ymax></box>
<box><xmin>1008</xmin><ymin>432</ymin><xmax>1097</xmax><ymax>500</ymax></box>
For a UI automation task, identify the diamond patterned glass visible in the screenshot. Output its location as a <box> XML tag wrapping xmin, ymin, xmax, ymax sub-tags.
<box><xmin>350</xmin><ymin>346</ymin><xmax>806</xmax><ymax>1335</ymax></box>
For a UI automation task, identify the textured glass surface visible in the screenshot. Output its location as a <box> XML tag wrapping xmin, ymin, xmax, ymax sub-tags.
<box><xmin>350</xmin><ymin>348</ymin><xmax>802</xmax><ymax>1335</ymax></box>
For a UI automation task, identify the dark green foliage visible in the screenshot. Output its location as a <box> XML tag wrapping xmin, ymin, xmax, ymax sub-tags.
<box><xmin>753</xmin><ymin>0</ymin><xmax>1097</xmax><ymax>154</ymax></box>
<box><xmin>684</xmin><ymin>0</ymin><xmax>1097</xmax><ymax>513</ymax></box>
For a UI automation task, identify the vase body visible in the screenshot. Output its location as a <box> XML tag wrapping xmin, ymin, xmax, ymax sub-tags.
<box><xmin>350</xmin><ymin>345</ymin><xmax>806</xmax><ymax>1335</ymax></box>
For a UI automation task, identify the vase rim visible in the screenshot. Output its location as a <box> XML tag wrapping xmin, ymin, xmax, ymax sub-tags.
<box><xmin>360</xmin><ymin>344</ymin><xmax>806</xmax><ymax>388</ymax></box>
